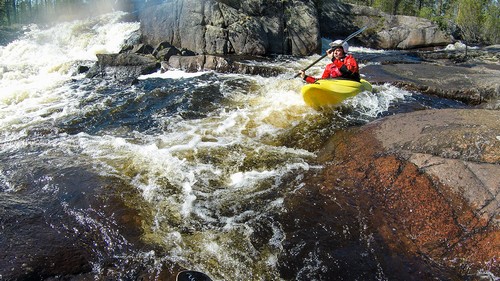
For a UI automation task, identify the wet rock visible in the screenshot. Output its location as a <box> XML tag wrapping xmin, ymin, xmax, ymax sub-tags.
<box><xmin>130</xmin><ymin>43</ymin><xmax>155</xmax><ymax>55</ymax></box>
<box><xmin>156</xmin><ymin>47</ymin><xmax>181</xmax><ymax>61</ymax></box>
<box><xmin>372</xmin><ymin>109</ymin><xmax>499</xmax><ymax>224</ymax></box>
<box><xmin>119</xmin><ymin>29</ymin><xmax>142</xmax><ymax>54</ymax></box>
<box><xmin>77</xmin><ymin>65</ymin><xmax>90</xmax><ymax>74</ymax></box>
<box><xmin>86</xmin><ymin>53</ymin><xmax>159</xmax><ymax>79</ymax></box>
<box><xmin>419</xmin><ymin>44</ymin><xmax>500</xmax><ymax>64</ymax></box>
<box><xmin>281</xmin><ymin>108</ymin><xmax>499</xmax><ymax>279</ymax></box>
<box><xmin>165</xmin><ymin>54</ymin><xmax>286</xmax><ymax>77</ymax></box>
<box><xmin>356</xmin><ymin>50</ymin><xmax>424</xmax><ymax>65</ymax></box>
<box><xmin>86</xmin><ymin>49</ymin><xmax>285</xmax><ymax>79</ymax></box>
<box><xmin>362</xmin><ymin>62</ymin><xmax>500</xmax><ymax>105</ymax></box>
<box><xmin>151</xmin><ymin>42</ymin><xmax>183</xmax><ymax>61</ymax></box>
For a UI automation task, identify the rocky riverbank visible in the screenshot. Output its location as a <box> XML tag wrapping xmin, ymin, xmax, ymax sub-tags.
<box><xmin>137</xmin><ymin>0</ymin><xmax>452</xmax><ymax>56</ymax></box>
<box><xmin>363</xmin><ymin>61</ymin><xmax>500</xmax><ymax>107</ymax></box>
<box><xmin>360</xmin><ymin>44</ymin><xmax>500</xmax><ymax>108</ymax></box>
<box><xmin>86</xmin><ymin>43</ymin><xmax>500</xmax><ymax>109</ymax></box>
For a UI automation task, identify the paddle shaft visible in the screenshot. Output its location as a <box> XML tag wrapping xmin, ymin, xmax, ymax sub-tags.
<box><xmin>294</xmin><ymin>26</ymin><xmax>367</xmax><ymax>78</ymax></box>
<box><xmin>293</xmin><ymin>53</ymin><xmax>328</xmax><ymax>78</ymax></box>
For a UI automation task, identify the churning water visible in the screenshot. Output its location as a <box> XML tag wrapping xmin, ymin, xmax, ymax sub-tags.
<box><xmin>0</xmin><ymin>12</ymin><xmax>469</xmax><ymax>280</ymax></box>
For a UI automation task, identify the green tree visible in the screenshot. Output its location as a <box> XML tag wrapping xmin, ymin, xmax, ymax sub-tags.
<box><xmin>483</xmin><ymin>0</ymin><xmax>500</xmax><ymax>43</ymax></box>
<box><xmin>372</xmin><ymin>0</ymin><xmax>396</xmax><ymax>14</ymax></box>
<box><xmin>456</xmin><ymin>0</ymin><xmax>486</xmax><ymax>42</ymax></box>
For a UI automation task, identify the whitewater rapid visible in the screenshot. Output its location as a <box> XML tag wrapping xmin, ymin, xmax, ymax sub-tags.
<box><xmin>0</xmin><ymin>12</ymin><xmax>421</xmax><ymax>280</ymax></box>
<box><xmin>0</xmin><ymin>12</ymin><xmax>139</xmax><ymax>136</ymax></box>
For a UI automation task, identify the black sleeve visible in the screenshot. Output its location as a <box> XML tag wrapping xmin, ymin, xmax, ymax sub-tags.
<box><xmin>339</xmin><ymin>65</ymin><xmax>352</xmax><ymax>75</ymax></box>
<box><xmin>339</xmin><ymin>65</ymin><xmax>360</xmax><ymax>82</ymax></box>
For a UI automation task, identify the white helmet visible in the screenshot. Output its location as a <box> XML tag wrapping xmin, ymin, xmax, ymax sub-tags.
<box><xmin>329</xmin><ymin>40</ymin><xmax>349</xmax><ymax>53</ymax></box>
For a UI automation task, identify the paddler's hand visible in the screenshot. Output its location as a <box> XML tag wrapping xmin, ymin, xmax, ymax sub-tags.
<box><xmin>326</xmin><ymin>48</ymin><xmax>334</xmax><ymax>59</ymax></box>
<box><xmin>299</xmin><ymin>70</ymin><xmax>306</xmax><ymax>79</ymax></box>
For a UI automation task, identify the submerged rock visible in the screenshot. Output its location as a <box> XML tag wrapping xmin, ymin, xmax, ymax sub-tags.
<box><xmin>0</xmin><ymin>194</ymin><xmax>93</xmax><ymax>280</ymax></box>
<box><xmin>371</xmin><ymin>109</ymin><xmax>499</xmax><ymax>224</ymax></box>
<box><xmin>164</xmin><ymin>54</ymin><xmax>286</xmax><ymax>76</ymax></box>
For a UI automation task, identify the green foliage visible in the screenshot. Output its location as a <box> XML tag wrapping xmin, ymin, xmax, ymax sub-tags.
<box><xmin>482</xmin><ymin>1</ymin><xmax>500</xmax><ymax>44</ymax></box>
<box><xmin>372</xmin><ymin>0</ymin><xmax>394</xmax><ymax>14</ymax></box>
<box><xmin>0</xmin><ymin>0</ymin><xmax>129</xmax><ymax>26</ymax></box>
<box><xmin>456</xmin><ymin>0</ymin><xmax>485</xmax><ymax>42</ymax></box>
<box><xmin>418</xmin><ymin>6</ymin><xmax>434</xmax><ymax>18</ymax></box>
<box><xmin>345</xmin><ymin>0</ymin><xmax>498</xmax><ymax>44</ymax></box>
<box><xmin>454</xmin><ymin>0</ymin><xmax>500</xmax><ymax>44</ymax></box>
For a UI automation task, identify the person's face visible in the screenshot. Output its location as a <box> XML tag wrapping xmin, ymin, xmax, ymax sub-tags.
<box><xmin>333</xmin><ymin>47</ymin><xmax>345</xmax><ymax>59</ymax></box>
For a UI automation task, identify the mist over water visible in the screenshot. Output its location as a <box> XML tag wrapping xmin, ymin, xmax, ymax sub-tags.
<box><xmin>0</xmin><ymin>12</ymin><xmax>470</xmax><ymax>280</ymax></box>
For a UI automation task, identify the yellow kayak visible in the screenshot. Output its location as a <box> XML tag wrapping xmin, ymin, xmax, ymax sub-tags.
<box><xmin>301</xmin><ymin>79</ymin><xmax>372</xmax><ymax>110</ymax></box>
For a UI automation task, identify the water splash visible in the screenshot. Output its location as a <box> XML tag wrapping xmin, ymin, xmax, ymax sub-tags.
<box><xmin>345</xmin><ymin>83</ymin><xmax>413</xmax><ymax>120</ymax></box>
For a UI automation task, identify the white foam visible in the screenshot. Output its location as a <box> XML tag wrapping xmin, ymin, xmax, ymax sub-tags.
<box><xmin>345</xmin><ymin>83</ymin><xmax>413</xmax><ymax>119</ymax></box>
<box><xmin>229</xmin><ymin>170</ymin><xmax>276</xmax><ymax>188</ymax></box>
<box><xmin>181</xmin><ymin>181</ymin><xmax>197</xmax><ymax>217</ymax></box>
<box><xmin>443</xmin><ymin>41</ymin><xmax>480</xmax><ymax>51</ymax></box>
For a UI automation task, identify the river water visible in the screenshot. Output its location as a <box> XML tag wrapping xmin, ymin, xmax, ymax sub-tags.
<box><xmin>0</xmin><ymin>12</ymin><xmax>469</xmax><ymax>280</ymax></box>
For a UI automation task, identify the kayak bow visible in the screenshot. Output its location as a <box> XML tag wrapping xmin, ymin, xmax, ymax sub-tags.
<box><xmin>301</xmin><ymin>79</ymin><xmax>372</xmax><ymax>110</ymax></box>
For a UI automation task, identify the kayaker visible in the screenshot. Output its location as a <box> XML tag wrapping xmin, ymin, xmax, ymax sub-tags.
<box><xmin>299</xmin><ymin>40</ymin><xmax>360</xmax><ymax>83</ymax></box>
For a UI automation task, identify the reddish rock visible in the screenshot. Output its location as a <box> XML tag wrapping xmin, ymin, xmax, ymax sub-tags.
<box><xmin>281</xmin><ymin>109</ymin><xmax>499</xmax><ymax>279</ymax></box>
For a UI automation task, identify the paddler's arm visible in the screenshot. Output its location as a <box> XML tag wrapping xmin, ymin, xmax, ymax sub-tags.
<box><xmin>299</xmin><ymin>70</ymin><xmax>318</xmax><ymax>84</ymax></box>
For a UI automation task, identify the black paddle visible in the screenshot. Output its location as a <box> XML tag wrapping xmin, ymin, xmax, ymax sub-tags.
<box><xmin>293</xmin><ymin>26</ymin><xmax>368</xmax><ymax>78</ymax></box>
<box><xmin>176</xmin><ymin>270</ymin><xmax>213</xmax><ymax>281</ymax></box>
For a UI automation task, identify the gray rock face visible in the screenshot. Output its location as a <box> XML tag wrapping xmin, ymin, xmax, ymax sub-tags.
<box><xmin>375</xmin><ymin>15</ymin><xmax>452</xmax><ymax>49</ymax></box>
<box><xmin>163</xmin><ymin>54</ymin><xmax>286</xmax><ymax>76</ymax></box>
<box><xmin>319</xmin><ymin>3</ymin><xmax>452</xmax><ymax>49</ymax></box>
<box><xmin>139</xmin><ymin>0</ymin><xmax>320</xmax><ymax>56</ymax></box>
<box><xmin>138</xmin><ymin>1</ymin><xmax>452</xmax><ymax>56</ymax></box>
